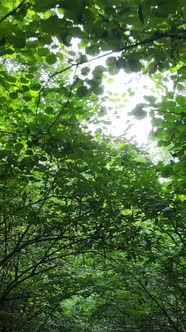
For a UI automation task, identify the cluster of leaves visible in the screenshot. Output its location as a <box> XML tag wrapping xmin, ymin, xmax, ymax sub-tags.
<box><xmin>0</xmin><ymin>0</ymin><xmax>186</xmax><ymax>331</ymax></box>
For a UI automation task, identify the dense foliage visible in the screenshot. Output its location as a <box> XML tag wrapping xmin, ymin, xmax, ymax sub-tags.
<box><xmin>0</xmin><ymin>0</ymin><xmax>185</xmax><ymax>331</ymax></box>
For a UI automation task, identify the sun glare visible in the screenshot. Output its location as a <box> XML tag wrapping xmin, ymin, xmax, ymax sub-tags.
<box><xmin>89</xmin><ymin>67</ymin><xmax>159</xmax><ymax>147</ymax></box>
<box><xmin>71</xmin><ymin>38</ymin><xmax>160</xmax><ymax>146</ymax></box>
<box><xmin>103</xmin><ymin>70</ymin><xmax>155</xmax><ymax>145</ymax></box>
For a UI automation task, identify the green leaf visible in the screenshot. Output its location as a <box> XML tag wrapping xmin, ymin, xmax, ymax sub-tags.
<box><xmin>93</xmin><ymin>65</ymin><xmax>105</xmax><ymax>78</ymax></box>
<box><xmin>77</xmin><ymin>86</ymin><xmax>89</xmax><ymax>97</ymax></box>
<box><xmin>14</xmin><ymin>143</ymin><xmax>24</xmax><ymax>153</ymax></box>
<box><xmin>130</xmin><ymin>104</ymin><xmax>147</xmax><ymax>120</ymax></box>
<box><xmin>85</xmin><ymin>45</ymin><xmax>99</xmax><ymax>55</ymax></box>
<box><xmin>46</xmin><ymin>53</ymin><xmax>57</xmax><ymax>64</ymax></box>
<box><xmin>125</xmin><ymin>54</ymin><xmax>141</xmax><ymax>72</ymax></box>
<box><xmin>106</xmin><ymin>57</ymin><xmax>117</xmax><ymax>67</ymax></box>
<box><xmin>63</xmin><ymin>0</ymin><xmax>83</xmax><ymax>22</ymax></box>
<box><xmin>38</xmin><ymin>48</ymin><xmax>50</xmax><ymax>56</ymax></box>
<box><xmin>106</xmin><ymin>57</ymin><xmax>121</xmax><ymax>75</ymax></box>
<box><xmin>81</xmin><ymin>67</ymin><xmax>90</xmax><ymax>76</ymax></box>
<box><xmin>92</xmin><ymin>86</ymin><xmax>104</xmax><ymax>95</ymax></box>
<box><xmin>116</xmin><ymin>57</ymin><xmax>126</xmax><ymax>69</ymax></box>
<box><xmin>6</xmin><ymin>76</ymin><xmax>17</xmax><ymax>83</ymax></box>
<box><xmin>9</xmin><ymin>32</ymin><xmax>26</xmax><ymax>48</ymax></box>
<box><xmin>176</xmin><ymin>95</ymin><xmax>185</xmax><ymax>106</ymax></box>
<box><xmin>45</xmin><ymin>106</ymin><xmax>54</xmax><ymax>113</ymax></box>
<box><xmin>108</xmin><ymin>65</ymin><xmax>120</xmax><ymax>75</ymax></box>
<box><xmin>10</xmin><ymin>92</ymin><xmax>18</xmax><ymax>99</ymax></box>
<box><xmin>31</xmin><ymin>83</ymin><xmax>41</xmax><ymax>91</ymax></box>
<box><xmin>34</xmin><ymin>0</ymin><xmax>58</xmax><ymax>11</ymax></box>
<box><xmin>144</xmin><ymin>95</ymin><xmax>157</xmax><ymax>104</ymax></box>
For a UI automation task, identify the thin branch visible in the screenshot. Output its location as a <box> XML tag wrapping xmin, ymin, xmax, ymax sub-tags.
<box><xmin>0</xmin><ymin>222</ymin><xmax>98</xmax><ymax>267</ymax></box>
<box><xmin>46</xmin><ymin>64</ymin><xmax>78</xmax><ymax>132</ymax></box>
<box><xmin>17</xmin><ymin>309</ymin><xmax>44</xmax><ymax>332</ymax></box>
<box><xmin>136</xmin><ymin>279</ymin><xmax>179</xmax><ymax>332</ymax></box>
<box><xmin>0</xmin><ymin>239</ymin><xmax>96</xmax><ymax>300</ymax></box>
<box><xmin>34</xmin><ymin>34</ymin><xmax>164</xmax><ymax>120</ymax></box>
<box><xmin>35</xmin><ymin>30</ymin><xmax>186</xmax><ymax>108</ymax></box>
<box><xmin>95</xmin><ymin>253</ymin><xmax>180</xmax><ymax>332</ymax></box>
<box><xmin>0</xmin><ymin>0</ymin><xmax>27</xmax><ymax>23</ymax></box>
<box><xmin>1</xmin><ymin>264</ymin><xmax>58</xmax><ymax>301</ymax></box>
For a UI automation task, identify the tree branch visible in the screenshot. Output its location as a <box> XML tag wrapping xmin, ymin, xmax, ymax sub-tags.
<box><xmin>36</xmin><ymin>30</ymin><xmax>186</xmax><ymax>104</ymax></box>
<box><xmin>0</xmin><ymin>0</ymin><xmax>27</xmax><ymax>23</ymax></box>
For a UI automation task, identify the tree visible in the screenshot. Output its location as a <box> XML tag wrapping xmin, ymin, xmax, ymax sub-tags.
<box><xmin>0</xmin><ymin>0</ymin><xmax>185</xmax><ymax>331</ymax></box>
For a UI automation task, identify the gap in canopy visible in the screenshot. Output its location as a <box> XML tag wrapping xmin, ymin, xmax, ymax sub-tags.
<box><xmin>69</xmin><ymin>38</ymin><xmax>162</xmax><ymax>149</ymax></box>
<box><xmin>69</xmin><ymin>38</ymin><xmax>175</xmax><ymax>164</ymax></box>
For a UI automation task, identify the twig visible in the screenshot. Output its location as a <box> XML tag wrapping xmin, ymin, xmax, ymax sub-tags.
<box><xmin>36</xmin><ymin>30</ymin><xmax>186</xmax><ymax>105</ymax></box>
<box><xmin>46</xmin><ymin>64</ymin><xmax>78</xmax><ymax>132</ymax></box>
<box><xmin>0</xmin><ymin>0</ymin><xmax>27</xmax><ymax>23</ymax></box>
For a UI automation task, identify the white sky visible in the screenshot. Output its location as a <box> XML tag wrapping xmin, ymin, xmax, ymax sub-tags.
<box><xmin>102</xmin><ymin>71</ymin><xmax>154</xmax><ymax>144</ymax></box>
<box><xmin>88</xmin><ymin>68</ymin><xmax>157</xmax><ymax>146</ymax></box>
<box><xmin>69</xmin><ymin>38</ymin><xmax>162</xmax><ymax>147</ymax></box>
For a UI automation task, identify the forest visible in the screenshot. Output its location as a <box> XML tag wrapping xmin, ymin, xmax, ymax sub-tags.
<box><xmin>0</xmin><ymin>0</ymin><xmax>186</xmax><ymax>331</ymax></box>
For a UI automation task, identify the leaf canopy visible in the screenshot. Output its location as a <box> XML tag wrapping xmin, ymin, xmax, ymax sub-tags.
<box><xmin>0</xmin><ymin>0</ymin><xmax>185</xmax><ymax>331</ymax></box>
